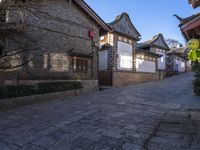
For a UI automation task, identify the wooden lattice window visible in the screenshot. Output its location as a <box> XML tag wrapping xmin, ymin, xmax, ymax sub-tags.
<box><xmin>0</xmin><ymin>46</ymin><xmax>3</xmax><ymax>56</ymax></box>
<box><xmin>73</xmin><ymin>57</ymin><xmax>88</xmax><ymax>72</ymax></box>
<box><xmin>0</xmin><ymin>9</ymin><xmax>6</xmax><ymax>23</ymax></box>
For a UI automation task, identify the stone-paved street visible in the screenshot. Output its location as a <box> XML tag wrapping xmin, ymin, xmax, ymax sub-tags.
<box><xmin>0</xmin><ymin>72</ymin><xmax>200</xmax><ymax>150</ymax></box>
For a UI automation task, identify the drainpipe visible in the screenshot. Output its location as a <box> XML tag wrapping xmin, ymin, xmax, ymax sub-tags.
<box><xmin>17</xmin><ymin>70</ymin><xmax>20</xmax><ymax>85</ymax></box>
<box><xmin>91</xmin><ymin>37</ymin><xmax>94</xmax><ymax>79</ymax></box>
<box><xmin>96</xmin><ymin>41</ymin><xmax>100</xmax><ymax>87</ymax></box>
<box><xmin>89</xmin><ymin>29</ymin><xmax>95</xmax><ymax>79</ymax></box>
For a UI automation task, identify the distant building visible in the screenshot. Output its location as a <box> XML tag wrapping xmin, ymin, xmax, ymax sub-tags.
<box><xmin>136</xmin><ymin>44</ymin><xmax>162</xmax><ymax>74</ymax></box>
<box><xmin>167</xmin><ymin>47</ymin><xmax>189</xmax><ymax>74</ymax></box>
<box><xmin>138</xmin><ymin>34</ymin><xmax>170</xmax><ymax>79</ymax></box>
<box><xmin>98</xmin><ymin>13</ymin><xmax>164</xmax><ymax>86</ymax></box>
<box><xmin>99</xmin><ymin>13</ymin><xmax>141</xmax><ymax>86</ymax></box>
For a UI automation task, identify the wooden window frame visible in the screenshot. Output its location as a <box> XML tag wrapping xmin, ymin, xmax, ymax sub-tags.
<box><xmin>72</xmin><ymin>57</ymin><xmax>88</xmax><ymax>73</ymax></box>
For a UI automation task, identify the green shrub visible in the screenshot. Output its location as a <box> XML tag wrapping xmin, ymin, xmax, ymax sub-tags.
<box><xmin>37</xmin><ymin>81</ymin><xmax>83</xmax><ymax>94</ymax></box>
<box><xmin>192</xmin><ymin>61</ymin><xmax>200</xmax><ymax>78</ymax></box>
<box><xmin>0</xmin><ymin>81</ymin><xmax>83</xmax><ymax>99</ymax></box>
<box><xmin>193</xmin><ymin>77</ymin><xmax>200</xmax><ymax>96</ymax></box>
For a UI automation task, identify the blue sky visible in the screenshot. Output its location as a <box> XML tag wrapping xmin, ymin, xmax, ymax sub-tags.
<box><xmin>85</xmin><ymin>0</ymin><xmax>200</xmax><ymax>44</ymax></box>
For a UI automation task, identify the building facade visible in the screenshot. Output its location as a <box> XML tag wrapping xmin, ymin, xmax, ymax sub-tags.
<box><xmin>99</xmin><ymin>13</ymin><xmax>163</xmax><ymax>86</ymax></box>
<box><xmin>136</xmin><ymin>43</ymin><xmax>163</xmax><ymax>75</ymax></box>
<box><xmin>0</xmin><ymin>0</ymin><xmax>110</xmax><ymax>85</ymax></box>
<box><xmin>138</xmin><ymin>34</ymin><xmax>170</xmax><ymax>79</ymax></box>
<box><xmin>167</xmin><ymin>47</ymin><xmax>191</xmax><ymax>74</ymax></box>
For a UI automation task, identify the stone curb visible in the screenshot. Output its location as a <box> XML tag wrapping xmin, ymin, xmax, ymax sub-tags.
<box><xmin>0</xmin><ymin>88</ymin><xmax>88</xmax><ymax>111</ymax></box>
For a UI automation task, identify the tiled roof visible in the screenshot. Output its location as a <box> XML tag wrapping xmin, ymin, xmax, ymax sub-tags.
<box><xmin>100</xmin><ymin>43</ymin><xmax>112</xmax><ymax>50</ymax></box>
<box><xmin>142</xmin><ymin>34</ymin><xmax>160</xmax><ymax>45</ymax></box>
<box><xmin>108</xmin><ymin>12</ymin><xmax>141</xmax><ymax>40</ymax></box>
<box><xmin>170</xmin><ymin>46</ymin><xmax>189</xmax><ymax>53</ymax></box>
<box><xmin>174</xmin><ymin>12</ymin><xmax>200</xmax><ymax>27</ymax></box>
<box><xmin>136</xmin><ymin>48</ymin><xmax>163</xmax><ymax>57</ymax></box>
<box><xmin>167</xmin><ymin>46</ymin><xmax>189</xmax><ymax>58</ymax></box>
<box><xmin>137</xmin><ymin>34</ymin><xmax>170</xmax><ymax>50</ymax></box>
<box><xmin>67</xmin><ymin>48</ymin><xmax>93</xmax><ymax>58</ymax></box>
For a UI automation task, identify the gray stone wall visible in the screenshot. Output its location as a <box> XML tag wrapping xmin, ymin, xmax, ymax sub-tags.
<box><xmin>3</xmin><ymin>0</ymin><xmax>100</xmax><ymax>81</ymax></box>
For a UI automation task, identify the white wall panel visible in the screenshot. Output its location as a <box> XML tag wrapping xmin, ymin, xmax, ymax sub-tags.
<box><xmin>136</xmin><ymin>58</ymin><xmax>156</xmax><ymax>73</ymax></box>
<box><xmin>117</xmin><ymin>41</ymin><xmax>133</xmax><ymax>70</ymax></box>
<box><xmin>158</xmin><ymin>55</ymin><xmax>166</xmax><ymax>70</ymax></box>
<box><xmin>175</xmin><ymin>58</ymin><xmax>185</xmax><ymax>72</ymax></box>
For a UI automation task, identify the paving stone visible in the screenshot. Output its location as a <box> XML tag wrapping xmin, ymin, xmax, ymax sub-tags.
<box><xmin>0</xmin><ymin>141</ymin><xmax>20</xmax><ymax>150</ymax></box>
<box><xmin>125</xmin><ymin>130</ymin><xmax>149</xmax><ymax>140</ymax></box>
<box><xmin>0</xmin><ymin>73</ymin><xmax>199</xmax><ymax>150</ymax></box>
<box><xmin>77</xmin><ymin>123</ymin><xmax>99</xmax><ymax>131</ymax></box>
<box><xmin>4</xmin><ymin>133</ymin><xmax>40</xmax><ymax>147</ymax></box>
<box><xmin>54</xmin><ymin>120</ymin><xmax>73</xmax><ymax>128</ymax></box>
<box><xmin>20</xmin><ymin>144</ymin><xmax>46</xmax><ymax>150</ymax></box>
<box><xmin>148</xmin><ymin>143</ymin><xmax>180</xmax><ymax>150</ymax></box>
<box><xmin>32</xmin><ymin>136</ymin><xmax>58</xmax><ymax>149</ymax></box>
<box><xmin>122</xmin><ymin>142</ymin><xmax>144</xmax><ymax>150</ymax></box>
<box><xmin>71</xmin><ymin>137</ymin><xmax>95</xmax><ymax>150</ymax></box>
<box><xmin>93</xmin><ymin>143</ymin><xmax>113</xmax><ymax>150</ymax></box>
<box><xmin>36</xmin><ymin>126</ymin><xmax>58</xmax><ymax>137</ymax></box>
<box><xmin>100</xmin><ymin>127</ymin><xmax>123</xmax><ymax>139</ymax></box>
<box><xmin>29</xmin><ymin>124</ymin><xmax>50</xmax><ymax>133</ymax></box>
<box><xmin>61</xmin><ymin>123</ymin><xmax>83</xmax><ymax>134</ymax></box>
<box><xmin>0</xmin><ymin>128</ymin><xmax>22</xmax><ymax>136</ymax></box>
<box><xmin>160</xmin><ymin>103</ymin><xmax>182</xmax><ymax>110</ymax></box>
<box><xmin>124</xmin><ymin>124</ymin><xmax>137</xmax><ymax>130</ymax></box>
<box><xmin>0</xmin><ymin>142</ymin><xmax>7</xmax><ymax>150</ymax></box>
<box><xmin>49</xmin><ymin>128</ymin><xmax>66</xmax><ymax>138</ymax></box>
<box><xmin>148</xmin><ymin>137</ymin><xmax>190</xmax><ymax>148</ymax></box>
<box><xmin>0</xmin><ymin>133</ymin><xmax>8</xmax><ymax>140</ymax></box>
<box><xmin>158</xmin><ymin>122</ymin><xmax>197</xmax><ymax>135</ymax></box>
<box><xmin>58</xmin><ymin>132</ymin><xmax>79</xmax><ymax>141</ymax></box>
<box><xmin>79</xmin><ymin>131</ymin><xmax>101</xmax><ymax>142</ymax></box>
<box><xmin>16</xmin><ymin>124</ymin><xmax>33</xmax><ymax>132</ymax></box>
<box><xmin>84</xmin><ymin>114</ymin><xmax>102</xmax><ymax>122</ymax></box>
<box><xmin>8</xmin><ymin>115</ymin><xmax>23</xmax><ymax>120</ymax></box>
<box><xmin>191</xmin><ymin>112</ymin><xmax>200</xmax><ymax>121</ymax></box>
<box><xmin>155</xmin><ymin>131</ymin><xmax>191</xmax><ymax>141</ymax></box>
<box><xmin>79</xmin><ymin>118</ymin><xmax>101</xmax><ymax>126</ymax></box>
<box><xmin>97</xmin><ymin>136</ymin><xmax>120</xmax><ymax>147</ymax></box>
<box><xmin>48</xmin><ymin>139</ymin><xmax>71</xmax><ymax>150</ymax></box>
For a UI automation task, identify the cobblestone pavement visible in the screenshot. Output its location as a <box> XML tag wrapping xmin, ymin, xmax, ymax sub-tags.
<box><xmin>0</xmin><ymin>72</ymin><xmax>200</xmax><ymax>150</ymax></box>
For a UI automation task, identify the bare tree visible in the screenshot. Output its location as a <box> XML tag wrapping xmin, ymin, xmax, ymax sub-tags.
<box><xmin>165</xmin><ymin>38</ymin><xmax>183</xmax><ymax>48</ymax></box>
<box><xmin>0</xmin><ymin>0</ymin><xmax>93</xmax><ymax>71</ymax></box>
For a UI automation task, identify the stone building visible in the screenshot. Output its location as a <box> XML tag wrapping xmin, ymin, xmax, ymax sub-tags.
<box><xmin>138</xmin><ymin>34</ymin><xmax>170</xmax><ymax>79</ymax></box>
<box><xmin>98</xmin><ymin>13</ymin><xmax>164</xmax><ymax>86</ymax></box>
<box><xmin>136</xmin><ymin>43</ymin><xmax>163</xmax><ymax>76</ymax></box>
<box><xmin>0</xmin><ymin>0</ymin><xmax>110</xmax><ymax>86</ymax></box>
<box><xmin>167</xmin><ymin>47</ymin><xmax>188</xmax><ymax>74</ymax></box>
<box><xmin>167</xmin><ymin>47</ymin><xmax>191</xmax><ymax>73</ymax></box>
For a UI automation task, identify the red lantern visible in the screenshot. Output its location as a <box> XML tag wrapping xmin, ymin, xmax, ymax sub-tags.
<box><xmin>89</xmin><ymin>30</ymin><xmax>94</xmax><ymax>38</ymax></box>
